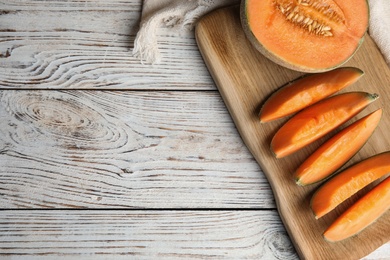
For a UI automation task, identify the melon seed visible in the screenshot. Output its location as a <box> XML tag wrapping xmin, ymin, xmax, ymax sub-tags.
<box><xmin>274</xmin><ymin>0</ymin><xmax>345</xmax><ymax>37</ymax></box>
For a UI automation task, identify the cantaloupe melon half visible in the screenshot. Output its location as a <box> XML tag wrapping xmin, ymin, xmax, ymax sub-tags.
<box><xmin>240</xmin><ymin>0</ymin><xmax>369</xmax><ymax>72</ymax></box>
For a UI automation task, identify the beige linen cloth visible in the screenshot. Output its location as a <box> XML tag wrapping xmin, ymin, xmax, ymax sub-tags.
<box><xmin>133</xmin><ymin>0</ymin><xmax>390</xmax><ymax>67</ymax></box>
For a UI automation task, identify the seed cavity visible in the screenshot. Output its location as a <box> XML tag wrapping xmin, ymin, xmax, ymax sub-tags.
<box><xmin>274</xmin><ymin>0</ymin><xmax>344</xmax><ymax>37</ymax></box>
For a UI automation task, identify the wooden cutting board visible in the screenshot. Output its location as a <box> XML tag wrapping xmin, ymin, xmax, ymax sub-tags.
<box><xmin>195</xmin><ymin>5</ymin><xmax>390</xmax><ymax>260</ymax></box>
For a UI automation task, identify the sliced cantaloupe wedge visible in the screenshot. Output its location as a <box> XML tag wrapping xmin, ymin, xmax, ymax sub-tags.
<box><xmin>295</xmin><ymin>109</ymin><xmax>382</xmax><ymax>186</ymax></box>
<box><xmin>260</xmin><ymin>67</ymin><xmax>364</xmax><ymax>123</ymax></box>
<box><xmin>324</xmin><ymin>176</ymin><xmax>390</xmax><ymax>242</ymax></box>
<box><xmin>271</xmin><ymin>92</ymin><xmax>379</xmax><ymax>158</ymax></box>
<box><xmin>311</xmin><ymin>150</ymin><xmax>390</xmax><ymax>219</ymax></box>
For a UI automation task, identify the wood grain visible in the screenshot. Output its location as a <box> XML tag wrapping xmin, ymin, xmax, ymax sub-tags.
<box><xmin>195</xmin><ymin>5</ymin><xmax>390</xmax><ymax>260</ymax></box>
<box><xmin>1</xmin><ymin>210</ymin><xmax>389</xmax><ymax>259</ymax></box>
<box><xmin>0</xmin><ymin>210</ymin><xmax>298</xmax><ymax>259</ymax></box>
<box><xmin>0</xmin><ymin>90</ymin><xmax>273</xmax><ymax>208</ymax></box>
<box><xmin>0</xmin><ymin>0</ymin><xmax>214</xmax><ymax>90</ymax></box>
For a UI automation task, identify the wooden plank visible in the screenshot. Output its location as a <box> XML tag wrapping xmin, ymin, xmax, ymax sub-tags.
<box><xmin>0</xmin><ymin>210</ymin><xmax>294</xmax><ymax>259</ymax></box>
<box><xmin>0</xmin><ymin>90</ymin><xmax>273</xmax><ymax>208</ymax></box>
<box><xmin>0</xmin><ymin>0</ymin><xmax>214</xmax><ymax>90</ymax></box>
<box><xmin>0</xmin><ymin>210</ymin><xmax>388</xmax><ymax>259</ymax></box>
<box><xmin>195</xmin><ymin>5</ymin><xmax>390</xmax><ymax>260</ymax></box>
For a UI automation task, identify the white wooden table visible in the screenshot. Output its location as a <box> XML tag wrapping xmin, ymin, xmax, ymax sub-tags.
<box><xmin>0</xmin><ymin>1</ymin><xmax>389</xmax><ymax>259</ymax></box>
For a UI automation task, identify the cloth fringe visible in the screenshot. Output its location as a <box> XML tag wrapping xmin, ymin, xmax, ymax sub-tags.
<box><xmin>132</xmin><ymin>0</ymin><xmax>238</xmax><ymax>64</ymax></box>
<box><xmin>368</xmin><ymin>0</ymin><xmax>390</xmax><ymax>66</ymax></box>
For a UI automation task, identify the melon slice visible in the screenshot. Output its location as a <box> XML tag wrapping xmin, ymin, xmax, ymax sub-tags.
<box><xmin>259</xmin><ymin>67</ymin><xmax>364</xmax><ymax>122</ymax></box>
<box><xmin>311</xmin><ymin>150</ymin><xmax>390</xmax><ymax>219</ymax></box>
<box><xmin>324</xmin><ymin>176</ymin><xmax>390</xmax><ymax>242</ymax></box>
<box><xmin>294</xmin><ymin>109</ymin><xmax>382</xmax><ymax>186</ymax></box>
<box><xmin>271</xmin><ymin>92</ymin><xmax>378</xmax><ymax>158</ymax></box>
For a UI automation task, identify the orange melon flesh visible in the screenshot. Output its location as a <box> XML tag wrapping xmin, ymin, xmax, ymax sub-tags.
<box><xmin>311</xmin><ymin>151</ymin><xmax>390</xmax><ymax>219</ymax></box>
<box><xmin>242</xmin><ymin>0</ymin><xmax>369</xmax><ymax>72</ymax></box>
<box><xmin>260</xmin><ymin>67</ymin><xmax>364</xmax><ymax>122</ymax></box>
<box><xmin>324</xmin><ymin>176</ymin><xmax>390</xmax><ymax>242</ymax></box>
<box><xmin>295</xmin><ymin>109</ymin><xmax>382</xmax><ymax>186</ymax></box>
<box><xmin>271</xmin><ymin>92</ymin><xmax>378</xmax><ymax>158</ymax></box>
